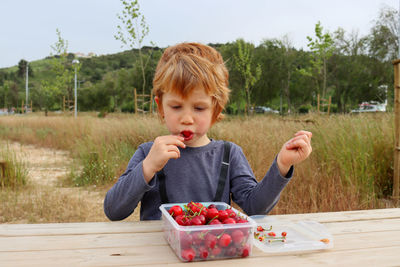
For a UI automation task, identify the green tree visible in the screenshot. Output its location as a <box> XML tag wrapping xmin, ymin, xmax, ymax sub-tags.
<box><xmin>115</xmin><ymin>0</ymin><xmax>154</xmax><ymax>112</ymax></box>
<box><xmin>233</xmin><ymin>39</ymin><xmax>262</xmax><ymax>114</ymax></box>
<box><xmin>368</xmin><ymin>5</ymin><xmax>399</xmax><ymax>61</ymax></box>
<box><xmin>42</xmin><ymin>29</ymin><xmax>77</xmax><ymax>115</ymax></box>
<box><xmin>300</xmin><ymin>21</ymin><xmax>335</xmax><ymax>99</ymax></box>
<box><xmin>17</xmin><ymin>59</ymin><xmax>33</xmax><ymax>78</ymax></box>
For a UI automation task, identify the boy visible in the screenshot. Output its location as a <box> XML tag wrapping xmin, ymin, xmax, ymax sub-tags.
<box><xmin>104</xmin><ymin>42</ymin><xmax>312</xmax><ymax>221</ymax></box>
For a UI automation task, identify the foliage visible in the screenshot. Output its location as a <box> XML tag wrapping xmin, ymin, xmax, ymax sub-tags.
<box><xmin>300</xmin><ymin>21</ymin><xmax>335</xmax><ymax>100</ymax></box>
<box><xmin>232</xmin><ymin>39</ymin><xmax>262</xmax><ymax>114</ymax></box>
<box><xmin>0</xmin><ymin>144</ymin><xmax>28</xmax><ymax>188</ymax></box>
<box><xmin>0</xmin><ymin>6</ymin><xmax>397</xmax><ymax>115</ymax></box>
<box><xmin>0</xmin><ymin>113</ymin><xmax>395</xmax><ymax>213</ymax></box>
<box><xmin>115</xmin><ymin>0</ymin><xmax>155</xmax><ymax>112</ymax></box>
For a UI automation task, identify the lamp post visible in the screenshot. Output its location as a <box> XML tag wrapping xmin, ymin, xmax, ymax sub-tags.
<box><xmin>72</xmin><ymin>59</ymin><xmax>80</xmax><ymax>118</ymax></box>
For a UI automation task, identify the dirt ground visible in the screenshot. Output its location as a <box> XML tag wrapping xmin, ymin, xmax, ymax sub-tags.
<box><xmin>6</xmin><ymin>142</ymin><xmax>140</xmax><ymax>222</ymax></box>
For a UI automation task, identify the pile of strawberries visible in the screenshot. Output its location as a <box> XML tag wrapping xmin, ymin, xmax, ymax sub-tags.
<box><xmin>166</xmin><ymin>202</ymin><xmax>252</xmax><ymax>262</ymax></box>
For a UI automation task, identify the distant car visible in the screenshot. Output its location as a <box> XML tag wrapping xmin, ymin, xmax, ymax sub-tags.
<box><xmin>254</xmin><ymin>106</ymin><xmax>279</xmax><ymax>114</ymax></box>
<box><xmin>351</xmin><ymin>101</ymin><xmax>386</xmax><ymax>113</ymax></box>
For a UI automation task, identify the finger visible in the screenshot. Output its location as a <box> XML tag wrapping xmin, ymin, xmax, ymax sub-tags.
<box><xmin>295</xmin><ymin>130</ymin><xmax>312</xmax><ymax>140</ymax></box>
<box><xmin>157</xmin><ymin>135</ymin><xmax>186</xmax><ymax>148</ymax></box>
<box><xmin>288</xmin><ymin>134</ymin><xmax>311</xmax><ymax>146</ymax></box>
<box><xmin>166</xmin><ymin>135</ymin><xmax>186</xmax><ymax>148</ymax></box>
<box><xmin>166</xmin><ymin>150</ymin><xmax>180</xmax><ymax>159</ymax></box>
<box><xmin>166</xmin><ymin>145</ymin><xmax>181</xmax><ymax>158</ymax></box>
<box><xmin>286</xmin><ymin>139</ymin><xmax>308</xmax><ymax>150</ymax></box>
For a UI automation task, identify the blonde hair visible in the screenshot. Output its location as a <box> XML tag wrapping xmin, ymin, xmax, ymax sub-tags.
<box><xmin>152</xmin><ymin>42</ymin><xmax>230</xmax><ymax>122</ymax></box>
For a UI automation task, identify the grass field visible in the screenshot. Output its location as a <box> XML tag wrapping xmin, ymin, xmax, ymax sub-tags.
<box><xmin>0</xmin><ymin>112</ymin><xmax>396</xmax><ymax>223</ymax></box>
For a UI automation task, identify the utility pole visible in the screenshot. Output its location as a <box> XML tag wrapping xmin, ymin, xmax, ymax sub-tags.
<box><xmin>25</xmin><ymin>61</ymin><xmax>29</xmax><ymax>113</ymax></box>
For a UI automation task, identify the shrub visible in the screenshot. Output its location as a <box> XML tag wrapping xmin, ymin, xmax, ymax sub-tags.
<box><xmin>0</xmin><ymin>145</ymin><xmax>28</xmax><ymax>188</ymax></box>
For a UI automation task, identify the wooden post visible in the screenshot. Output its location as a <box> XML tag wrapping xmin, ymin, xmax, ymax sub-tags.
<box><xmin>327</xmin><ymin>96</ymin><xmax>332</xmax><ymax>115</ymax></box>
<box><xmin>317</xmin><ymin>94</ymin><xmax>320</xmax><ymax>113</ymax></box>
<box><xmin>392</xmin><ymin>59</ymin><xmax>400</xmax><ymax>203</ymax></box>
<box><xmin>63</xmin><ymin>96</ymin><xmax>65</xmax><ymax>112</ymax></box>
<box><xmin>134</xmin><ymin>88</ymin><xmax>137</xmax><ymax>114</ymax></box>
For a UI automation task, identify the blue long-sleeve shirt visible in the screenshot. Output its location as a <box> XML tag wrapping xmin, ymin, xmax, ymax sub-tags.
<box><xmin>104</xmin><ymin>139</ymin><xmax>293</xmax><ymax>220</ymax></box>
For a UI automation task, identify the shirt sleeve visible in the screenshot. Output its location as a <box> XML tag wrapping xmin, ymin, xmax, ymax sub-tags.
<box><xmin>103</xmin><ymin>144</ymin><xmax>156</xmax><ymax>221</ymax></box>
<box><xmin>229</xmin><ymin>143</ymin><xmax>293</xmax><ymax>216</ymax></box>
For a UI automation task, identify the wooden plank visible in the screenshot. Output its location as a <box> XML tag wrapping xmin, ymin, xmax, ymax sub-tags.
<box><xmin>0</xmin><ymin>232</ymin><xmax>166</xmax><ymax>252</ymax></box>
<box><xmin>1</xmin><ymin>221</ymin><xmax>399</xmax><ymax>262</ymax></box>
<box><xmin>1</xmin><ymin>243</ymin><xmax>400</xmax><ymax>267</ymax></box>
<box><xmin>0</xmin><ymin>221</ymin><xmax>162</xmax><ymax>237</ymax></box>
<box><xmin>1</xmin><ymin>208</ymin><xmax>399</xmax><ymax>237</ymax></box>
<box><xmin>0</xmin><ymin>220</ymin><xmax>398</xmax><ymax>253</ymax></box>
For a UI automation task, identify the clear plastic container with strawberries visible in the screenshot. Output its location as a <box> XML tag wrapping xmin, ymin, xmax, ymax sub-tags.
<box><xmin>159</xmin><ymin>201</ymin><xmax>257</xmax><ymax>262</ymax></box>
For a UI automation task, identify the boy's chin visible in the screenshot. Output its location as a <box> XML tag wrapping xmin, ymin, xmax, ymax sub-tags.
<box><xmin>185</xmin><ymin>136</ymin><xmax>210</xmax><ymax>147</ymax></box>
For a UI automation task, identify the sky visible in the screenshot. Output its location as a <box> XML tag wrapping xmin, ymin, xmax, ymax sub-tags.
<box><xmin>0</xmin><ymin>0</ymin><xmax>399</xmax><ymax>68</ymax></box>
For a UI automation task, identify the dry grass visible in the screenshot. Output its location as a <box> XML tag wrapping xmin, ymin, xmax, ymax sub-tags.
<box><xmin>0</xmin><ymin>112</ymin><xmax>397</xmax><ymax>223</ymax></box>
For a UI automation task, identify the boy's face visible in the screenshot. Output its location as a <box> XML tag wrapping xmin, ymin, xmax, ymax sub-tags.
<box><xmin>157</xmin><ymin>87</ymin><xmax>214</xmax><ymax>147</ymax></box>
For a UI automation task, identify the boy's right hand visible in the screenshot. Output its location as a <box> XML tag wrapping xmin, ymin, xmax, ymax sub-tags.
<box><xmin>142</xmin><ymin>135</ymin><xmax>186</xmax><ymax>182</ymax></box>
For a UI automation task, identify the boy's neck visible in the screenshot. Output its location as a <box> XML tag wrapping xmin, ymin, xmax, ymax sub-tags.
<box><xmin>185</xmin><ymin>135</ymin><xmax>211</xmax><ymax>148</ymax></box>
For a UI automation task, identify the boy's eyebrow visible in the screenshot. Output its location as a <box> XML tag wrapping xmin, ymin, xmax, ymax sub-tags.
<box><xmin>193</xmin><ymin>100</ymin><xmax>211</xmax><ymax>106</ymax></box>
<box><xmin>165</xmin><ymin>99</ymin><xmax>182</xmax><ymax>104</ymax></box>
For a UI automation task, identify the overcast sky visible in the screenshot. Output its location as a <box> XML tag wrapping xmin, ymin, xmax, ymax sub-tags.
<box><xmin>0</xmin><ymin>0</ymin><xmax>398</xmax><ymax>68</ymax></box>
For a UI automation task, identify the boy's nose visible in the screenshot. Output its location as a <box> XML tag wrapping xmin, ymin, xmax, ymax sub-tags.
<box><xmin>181</xmin><ymin>112</ymin><xmax>194</xmax><ymax>124</ymax></box>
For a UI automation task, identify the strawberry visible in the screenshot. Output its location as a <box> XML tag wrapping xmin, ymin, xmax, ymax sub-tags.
<box><xmin>204</xmin><ymin>233</ymin><xmax>217</xmax><ymax>249</ymax></box>
<box><xmin>240</xmin><ymin>244</ymin><xmax>251</xmax><ymax>257</ymax></box>
<box><xmin>175</xmin><ymin>215</ymin><xmax>190</xmax><ymax>226</ymax></box>
<box><xmin>218</xmin><ymin>233</ymin><xmax>232</xmax><ymax>247</ymax></box>
<box><xmin>222</xmin><ymin>218</ymin><xmax>236</xmax><ymax>224</ymax></box>
<box><xmin>225</xmin><ymin>209</ymin><xmax>236</xmax><ymax>218</ymax></box>
<box><xmin>168</xmin><ymin>205</ymin><xmax>183</xmax><ymax>217</ymax></box>
<box><xmin>192</xmin><ymin>232</ymin><xmax>204</xmax><ymax>246</ymax></box>
<box><xmin>180</xmin><ymin>232</ymin><xmax>193</xmax><ymax>249</ymax></box>
<box><xmin>181</xmin><ymin>248</ymin><xmax>196</xmax><ymax>262</ymax></box>
<box><xmin>208</xmin><ymin>218</ymin><xmax>222</xmax><ymax>225</ymax></box>
<box><xmin>218</xmin><ymin>210</ymin><xmax>228</xmax><ymax>221</ymax></box>
<box><xmin>206</xmin><ymin>208</ymin><xmax>219</xmax><ymax>221</ymax></box>
<box><xmin>231</xmin><ymin>229</ymin><xmax>244</xmax><ymax>244</ymax></box>
<box><xmin>190</xmin><ymin>215</ymin><xmax>205</xmax><ymax>226</ymax></box>
<box><xmin>198</xmin><ymin>246</ymin><xmax>209</xmax><ymax>259</ymax></box>
<box><xmin>208</xmin><ymin>219</ymin><xmax>224</xmax><ymax>235</ymax></box>
<box><xmin>237</xmin><ymin>218</ymin><xmax>248</xmax><ymax>223</ymax></box>
<box><xmin>224</xmin><ymin>246</ymin><xmax>237</xmax><ymax>257</ymax></box>
<box><xmin>207</xmin><ymin>204</ymin><xmax>217</xmax><ymax>209</ymax></box>
<box><xmin>211</xmin><ymin>246</ymin><xmax>222</xmax><ymax>256</ymax></box>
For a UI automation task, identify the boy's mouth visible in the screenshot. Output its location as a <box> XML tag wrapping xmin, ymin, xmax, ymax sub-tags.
<box><xmin>180</xmin><ymin>130</ymin><xmax>194</xmax><ymax>141</ymax></box>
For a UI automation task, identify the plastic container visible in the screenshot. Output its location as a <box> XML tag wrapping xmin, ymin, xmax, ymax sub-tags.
<box><xmin>250</xmin><ymin>215</ymin><xmax>334</xmax><ymax>253</ymax></box>
<box><xmin>159</xmin><ymin>202</ymin><xmax>256</xmax><ymax>262</ymax></box>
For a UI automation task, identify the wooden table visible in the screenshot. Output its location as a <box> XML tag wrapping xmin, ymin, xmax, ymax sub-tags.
<box><xmin>1</xmin><ymin>208</ymin><xmax>399</xmax><ymax>266</ymax></box>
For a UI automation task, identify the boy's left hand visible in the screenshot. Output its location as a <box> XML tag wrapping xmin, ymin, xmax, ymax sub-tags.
<box><xmin>277</xmin><ymin>130</ymin><xmax>312</xmax><ymax>176</ymax></box>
